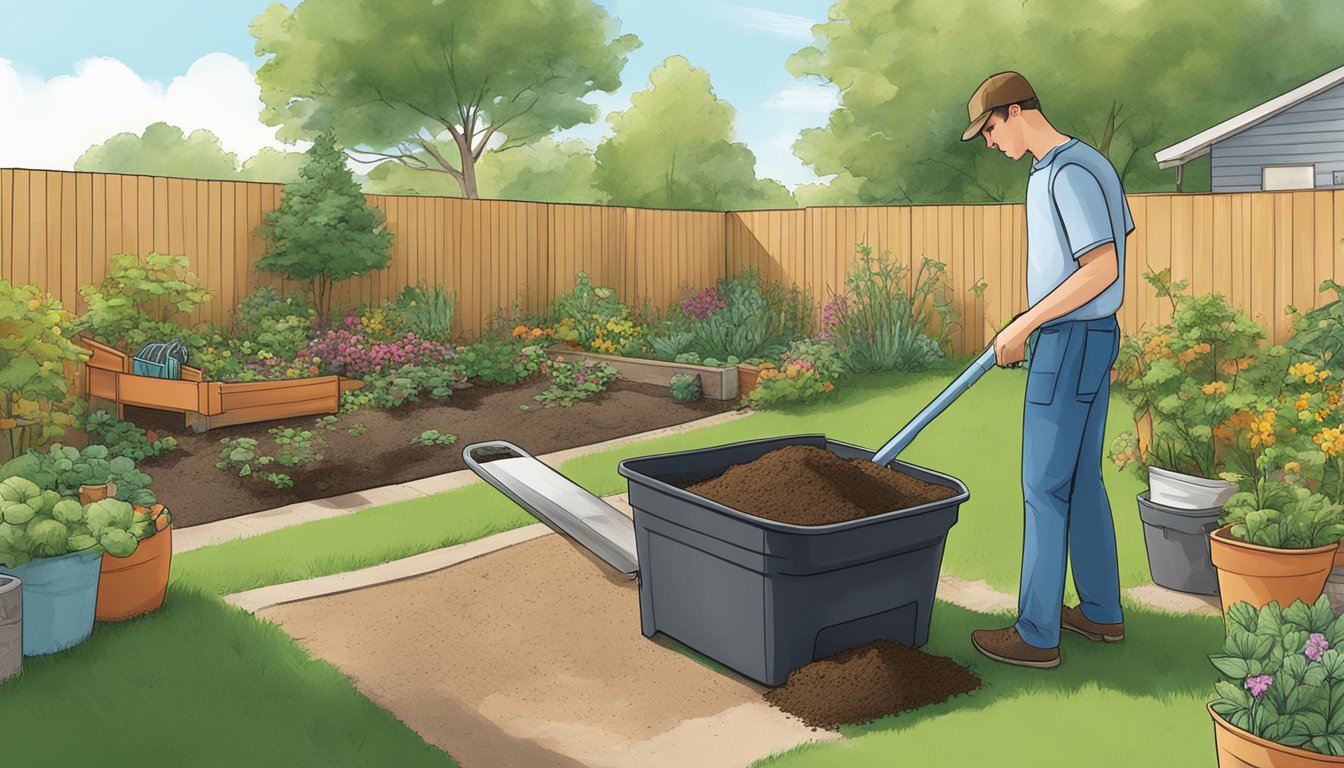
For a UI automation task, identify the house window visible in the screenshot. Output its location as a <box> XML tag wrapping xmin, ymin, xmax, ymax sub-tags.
<box><xmin>1262</xmin><ymin>165</ymin><xmax>1315</xmax><ymax>191</ymax></box>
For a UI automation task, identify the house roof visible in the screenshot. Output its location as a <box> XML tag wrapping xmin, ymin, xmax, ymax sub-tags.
<box><xmin>1153</xmin><ymin>64</ymin><xmax>1344</xmax><ymax>169</ymax></box>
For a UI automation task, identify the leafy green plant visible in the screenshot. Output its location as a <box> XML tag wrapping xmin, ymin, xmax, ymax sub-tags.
<box><xmin>410</xmin><ymin>430</ymin><xmax>457</xmax><ymax>446</ymax></box>
<box><xmin>215</xmin><ymin>437</ymin><xmax>272</xmax><ymax>478</ymax></box>
<box><xmin>263</xmin><ymin>473</ymin><xmax>294</xmax><ymax>489</ymax></box>
<box><xmin>72</xmin><ymin>251</ymin><xmax>213</xmax><ymax>352</ymax></box>
<box><xmin>1285</xmin><ymin>280</ymin><xmax>1344</xmax><ymax>369</ymax></box>
<box><xmin>82</xmin><ymin>409</ymin><xmax>177</xmax><ymax>461</ymax></box>
<box><xmin>1220</xmin><ymin>479</ymin><xmax>1344</xmax><ymax>549</ymax></box>
<box><xmin>254</xmin><ymin>131</ymin><xmax>393</xmax><ymax>319</ymax></box>
<box><xmin>669</xmin><ymin>373</ymin><xmax>703</xmax><ymax>402</ymax></box>
<box><xmin>346</xmin><ymin>423</ymin><xmax>366</xmax><ymax>437</ymax></box>
<box><xmin>390</xmin><ymin>284</ymin><xmax>456</xmax><ymax>341</ymax></box>
<box><xmin>4</xmin><ymin>444</ymin><xmax>157</xmax><ymax>507</ymax></box>
<box><xmin>534</xmin><ymin>359</ymin><xmax>619</xmax><ymax>407</ymax></box>
<box><xmin>1210</xmin><ymin>596</ymin><xmax>1344</xmax><ymax>755</ymax></box>
<box><xmin>232</xmin><ymin>286</ymin><xmax>318</xmax><ymax>362</ymax></box>
<box><xmin>0</xmin><ymin>281</ymin><xmax>91</xmax><ymax>459</ymax></box>
<box><xmin>314</xmin><ymin>415</ymin><xmax>340</xmax><ymax>432</ymax></box>
<box><xmin>549</xmin><ymin>272</ymin><xmax>630</xmax><ymax>348</ymax></box>
<box><xmin>459</xmin><ymin>341</ymin><xmax>546</xmax><ymax>385</ymax></box>
<box><xmin>650</xmin><ymin>331</ymin><xmax>695</xmax><ymax>362</ymax></box>
<box><xmin>0</xmin><ymin>478</ymin><xmax>151</xmax><ymax>567</ymax></box>
<box><xmin>268</xmin><ymin>427</ymin><xmax>324</xmax><ymax>468</ymax></box>
<box><xmin>826</xmin><ymin>244</ymin><xmax>955</xmax><ymax>373</ymax></box>
<box><xmin>340</xmin><ymin>389</ymin><xmax>375</xmax><ymax>413</ymax></box>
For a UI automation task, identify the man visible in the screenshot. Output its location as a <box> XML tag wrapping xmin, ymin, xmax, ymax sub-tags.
<box><xmin>961</xmin><ymin>72</ymin><xmax>1134</xmax><ymax>669</ymax></box>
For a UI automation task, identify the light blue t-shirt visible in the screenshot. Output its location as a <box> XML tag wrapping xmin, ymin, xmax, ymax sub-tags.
<box><xmin>1025</xmin><ymin>137</ymin><xmax>1134</xmax><ymax>322</ymax></box>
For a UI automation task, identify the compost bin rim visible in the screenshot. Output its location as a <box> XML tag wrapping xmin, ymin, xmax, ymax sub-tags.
<box><xmin>616</xmin><ymin>434</ymin><xmax>970</xmax><ymax>534</ymax></box>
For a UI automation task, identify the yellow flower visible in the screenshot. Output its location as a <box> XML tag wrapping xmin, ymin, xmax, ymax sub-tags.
<box><xmin>1284</xmin><ymin>461</ymin><xmax>1303</xmax><ymax>474</ymax></box>
<box><xmin>1202</xmin><ymin>382</ymin><xmax>1227</xmax><ymax>396</ymax></box>
<box><xmin>1297</xmin><ymin>393</ymin><xmax>1312</xmax><ymax>410</ymax></box>
<box><xmin>821</xmin><ymin>382</ymin><xmax>834</xmax><ymax>393</ymax></box>
<box><xmin>1291</xmin><ymin>362</ymin><xmax>1319</xmax><ymax>378</ymax></box>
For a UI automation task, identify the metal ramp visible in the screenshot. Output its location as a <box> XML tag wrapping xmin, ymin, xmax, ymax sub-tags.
<box><xmin>462</xmin><ymin>441</ymin><xmax>638</xmax><ymax>578</ymax></box>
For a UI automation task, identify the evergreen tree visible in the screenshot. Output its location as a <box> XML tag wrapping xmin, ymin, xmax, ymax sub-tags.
<box><xmin>255</xmin><ymin>132</ymin><xmax>392</xmax><ymax>318</ymax></box>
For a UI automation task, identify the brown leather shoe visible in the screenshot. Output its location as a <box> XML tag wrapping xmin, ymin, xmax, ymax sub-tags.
<box><xmin>1061</xmin><ymin>604</ymin><xmax>1125</xmax><ymax>643</ymax></box>
<box><xmin>971</xmin><ymin>626</ymin><xmax>1060</xmax><ymax>669</ymax></box>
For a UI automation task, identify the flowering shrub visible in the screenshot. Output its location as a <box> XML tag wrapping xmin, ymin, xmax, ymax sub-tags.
<box><xmin>685</xmin><ymin>269</ymin><xmax>791</xmax><ymax>362</ymax></box>
<box><xmin>0</xmin><ymin>281</ymin><xmax>90</xmax><ymax>458</ymax></box>
<box><xmin>1111</xmin><ymin>271</ymin><xmax>1269</xmax><ymax>480</ymax></box>
<box><xmin>1210</xmin><ymin>596</ymin><xmax>1344</xmax><ymax>754</ymax></box>
<box><xmin>681</xmin><ymin>286</ymin><xmax>726</xmax><ymax>320</ymax></box>
<box><xmin>548</xmin><ymin>272</ymin><xmax>639</xmax><ymax>352</ymax></box>
<box><xmin>533</xmin><ymin>358</ymin><xmax>619</xmax><ymax>407</ymax></box>
<box><xmin>825</xmin><ymin>244</ymin><xmax>955</xmax><ymax>373</ymax></box>
<box><xmin>304</xmin><ymin>313</ymin><xmax>456</xmax><ymax>378</ymax></box>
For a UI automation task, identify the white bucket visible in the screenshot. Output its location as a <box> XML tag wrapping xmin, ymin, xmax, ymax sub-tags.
<box><xmin>1149</xmin><ymin>467</ymin><xmax>1238</xmax><ymax>511</ymax></box>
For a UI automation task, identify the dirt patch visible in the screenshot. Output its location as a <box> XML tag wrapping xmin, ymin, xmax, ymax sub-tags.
<box><xmin>764</xmin><ymin>640</ymin><xmax>982</xmax><ymax>729</ymax></box>
<box><xmin>130</xmin><ymin>379</ymin><xmax>733</xmax><ymax>528</ymax></box>
<box><xmin>684</xmin><ymin>445</ymin><xmax>958</xmax><ymax>525</ymax></box>
<box><xmin>259</xmin><ymin>533</ymin><xmax>838</xmax><ymax>768</ymax></box>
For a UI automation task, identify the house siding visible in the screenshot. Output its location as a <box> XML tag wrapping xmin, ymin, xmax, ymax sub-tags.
<box><xmin>1210</xmin><ymin>82</ymin><xmax>1344</xmax><ymax>192</ymax></box>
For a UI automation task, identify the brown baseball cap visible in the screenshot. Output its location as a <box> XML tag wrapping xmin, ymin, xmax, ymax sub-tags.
<box><xmin>961</xmin><ymin>71</ymin><xmax>1037</xmax><ymax>141</ymax></box>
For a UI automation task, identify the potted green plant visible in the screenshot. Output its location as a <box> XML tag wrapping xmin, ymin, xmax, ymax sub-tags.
<box><xmin>2</xmin><ymin>444</ymin><xmax>158</xmax><ymax>508</ymax></box>
<box><xmin>0</xmin><ymin>476</ymin><xmax>148</xmax><ymax>655</ymax></box>
<box><xmin>1208</xmin><ymin>596</ymin><xmax>1344</xmax><ymax>766</ymax></box>
<box><xmin>1211</xmin><ymin>479</ymin><xmax>1344</xmax><ymax>615</ymax></box>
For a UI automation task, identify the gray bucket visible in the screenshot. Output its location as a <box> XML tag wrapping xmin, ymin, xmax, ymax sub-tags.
<box><xmin>1137</xmin><ymin>491</ymin><xmax>1221</xmax><ymax>596</ymax></box>
<box><xmin>0</xmin><ymin>575</ymin><xmax>20</xmax><ymax>683</ymax></box>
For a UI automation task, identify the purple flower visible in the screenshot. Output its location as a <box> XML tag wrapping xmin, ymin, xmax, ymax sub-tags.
<box><xmin>1305</xmin><ymin>633</ymin><xmax>1330</xmax><ymax>661</ymax></box>
<box><xmin>1245</xmin><ymin>674</ymin><xmax>1273</xmax><ymax>699</ymax></box>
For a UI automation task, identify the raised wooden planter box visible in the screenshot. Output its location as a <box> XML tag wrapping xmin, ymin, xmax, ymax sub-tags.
<box><xmin>545</xmin><ymin>345</ymin><xmax>739</xmax><ymax>400</ymax></box>
<box><xmin>76</xmin><ymin>336</ymin><xmax>363</xmax><ymax>432</ymax></box>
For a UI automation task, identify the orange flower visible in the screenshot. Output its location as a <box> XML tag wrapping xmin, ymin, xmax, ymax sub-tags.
<box><xmin>1201</xmin><ymin>382</ymin><xmax>1227</xmax><ymax>396</ymax></box>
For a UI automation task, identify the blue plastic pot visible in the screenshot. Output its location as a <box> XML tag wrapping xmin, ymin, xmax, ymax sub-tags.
<box><xmin>0</xmin><ymin>550</ymin><xmax>102</xmax><ymax>656</ymax></box>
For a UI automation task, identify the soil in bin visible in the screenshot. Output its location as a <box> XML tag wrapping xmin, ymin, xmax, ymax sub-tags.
<box><xmin>683</xmin><ymin>445</ymin><xmax>958</xmax><ymax>526</ymax></box>
<box><xmin>129</xmin><ymin>379</ymin><xmax>734</xmax><ymax>528</ymax></box>
<box><xmin>763</xmin><ymin>640</ymin><xmax>981</xmax><ymax>730</ymax></box>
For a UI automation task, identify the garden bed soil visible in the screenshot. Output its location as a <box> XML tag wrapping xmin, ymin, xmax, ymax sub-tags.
<box><xmin>763</xmin><ymin>640</ymin><xmax>982</xmax><ymax>730</ymax></box>
<box><xmin>683</xmin><ymin>445</ymin><xmax>958</xmax><ymax>526</ymax></box>
<box><xmin>128</xmin><ymin>379</ymin><xmax>734</xmax><ymax>528</ymax></box>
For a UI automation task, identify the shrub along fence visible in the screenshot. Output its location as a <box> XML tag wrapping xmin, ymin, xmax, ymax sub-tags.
<box><xmin>2</xmin><ymin>168</ymin><xmax>1343</xmax><ymax>356</ymax></box>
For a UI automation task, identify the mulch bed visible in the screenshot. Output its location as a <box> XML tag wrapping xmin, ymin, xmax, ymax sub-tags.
<box><xmin>684</xmin><ymin>445</ymin><xmax>958</xmax><ymax>525</ymax></box>
<box><xmin>763</xmin><ymin>640</ymin><xmax>981</xmax><ymax>729</ymax></box>
<box><xmin>128</xmin><ymin>379</ymin><xmax>734</xmax><ymax>528</ymax></box>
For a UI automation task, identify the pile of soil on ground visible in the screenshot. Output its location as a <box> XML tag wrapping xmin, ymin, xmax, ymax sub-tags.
<box><xmin>127</xmin><ymin>378</ymin><xmax>733</xmax><ymax>528</ymax></box>
<box><xmin>763</xmin><ymin>640</ymin><xmax>981</xmax><ymax>730</ymax></box>
<box><xmin>684</xmin><ymin>445</ymin><xmax>958</xmax><ymax>525</ymax></box>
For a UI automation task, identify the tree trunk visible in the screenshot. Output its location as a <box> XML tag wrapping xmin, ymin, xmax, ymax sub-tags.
<box><xmin>460</xmin><ymin>153</ymin><xmax>480</xmax><ymax>199</ymax></box>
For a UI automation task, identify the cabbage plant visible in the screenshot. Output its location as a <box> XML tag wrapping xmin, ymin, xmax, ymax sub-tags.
<box><xmin>0</xmin><ymin>476</ymin><xmax>148</xmax><ymax>567</ymax></box>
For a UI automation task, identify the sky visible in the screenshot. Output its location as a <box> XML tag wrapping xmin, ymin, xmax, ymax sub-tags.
<box><xmin>0</xmin><ymin>0</ymin><xmax>841</xmax><ymax>190</ymax></box>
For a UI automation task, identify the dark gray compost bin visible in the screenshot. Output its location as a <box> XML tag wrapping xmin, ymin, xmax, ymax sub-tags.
<box><xmin>1137</xmin><ymin>491</ymin><xmax>1221</xmax><ymax>596</ymax></box>
<box><xmin>617</xmin><ymin>434</ymin><xmax>967</xmax><ymax>687</ymax></box>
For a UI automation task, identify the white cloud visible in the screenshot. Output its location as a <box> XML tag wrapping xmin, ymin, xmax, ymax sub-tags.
<box><xmin>760</xmin><ymin>84</ymin><xmax>840</xmax><ymax>113</ymax></box>
<box><xmin>0</xmin><ymin>53</ymin><xmax>297</xmax><ymax>171</ymax></box>
<box><xmin>719</xmin><ymin>4</ymin><xmax>817</xmax><ymax>41</ymax></box>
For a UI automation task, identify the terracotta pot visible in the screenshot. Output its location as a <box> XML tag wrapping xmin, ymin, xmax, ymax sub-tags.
<box><xmin>1209</xmin><ymin>702</ymin><xmax>1344</xmax><ymax>767</ymax></box>
<box><xmin>1209</xmin><ymin>524</ymin><xmax>1338</xmax><ymax>615</ymax></box>
<box><xmin>1335</xmin><ymin>541</ymin><xmax>1344</xmax><ymax>569</ymax></box>
<box><xmin>78</xmin><ymin>482</ymin><xmax>116</xmax><ymax>505</ymax></box>
<box><xmin>94</xmin><ymin>524</ymin><xmax>171</xmax><ymax>622</ymax></box>
<box><xmin>737</xmin><ymin>364</ymin><xmax>762</xmax><ymax>399</ymax></box>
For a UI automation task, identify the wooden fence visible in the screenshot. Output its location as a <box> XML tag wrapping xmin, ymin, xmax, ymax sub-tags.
<box><xmin>3</xmin><ymin>168</ymin><xmax>1343</xmax><ymax>356</ymax></box>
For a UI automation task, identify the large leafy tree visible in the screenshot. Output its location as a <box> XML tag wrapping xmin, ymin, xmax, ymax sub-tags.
<box><xmin>255</xmin><ymin>131</ymin><xmax>392</xmax><ymax>318</ymax></box>
<box><xmin>75</xmin><ymin>122</ymin><xmax>306</xmax><ymax>183</ymax></box>
<box><xmin>364</xmin><ymin>137</ymin><xmax>603</xmax><ymax>204</ymax></box>
<box><xmin>75</xmin><ymin>122</ymin><xmax>240</xmax><ymax>180</ymax></box>
<box><xmin>250</xmin><ymin>0</ymin><xmax>641</xmax><ymax>199</ymax></box>
<box><xmin>788</xmin><ymin>0</ymin><xmax>1344</xmax><ymax>204</ymax></box>
<box><xmin>595</xmin><ymin>56</ymin><xmax>797</xmax><ymax>211</ymax></box>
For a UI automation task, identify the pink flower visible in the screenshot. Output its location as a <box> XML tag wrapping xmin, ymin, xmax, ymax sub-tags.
<box><xmin>1245</xmin><ymin>674</ymin><xmax>1273</xmax><ymax>699</ymax></box>
<box><xmin>1306</xmin><ymin>633</ymin><xmax>1330</xmax><ymax>661</ymax></box>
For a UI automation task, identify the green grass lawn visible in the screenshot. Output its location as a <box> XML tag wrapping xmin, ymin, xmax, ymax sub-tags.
<box><xmin>0</xmin><ymin>585</ymin><xmax>457</xmax><ymax>767</ymax></box>
<box><xmin>5</xmin><ymin>364</ymin><xmax>1213</xmax><ymax>767</ymax></box>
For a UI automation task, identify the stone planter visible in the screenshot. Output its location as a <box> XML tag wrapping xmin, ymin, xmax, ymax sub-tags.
<box><xmin>545</xmin><ymin>346</ymin><xmax>739</xmax><ymax>400</ymax></box>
